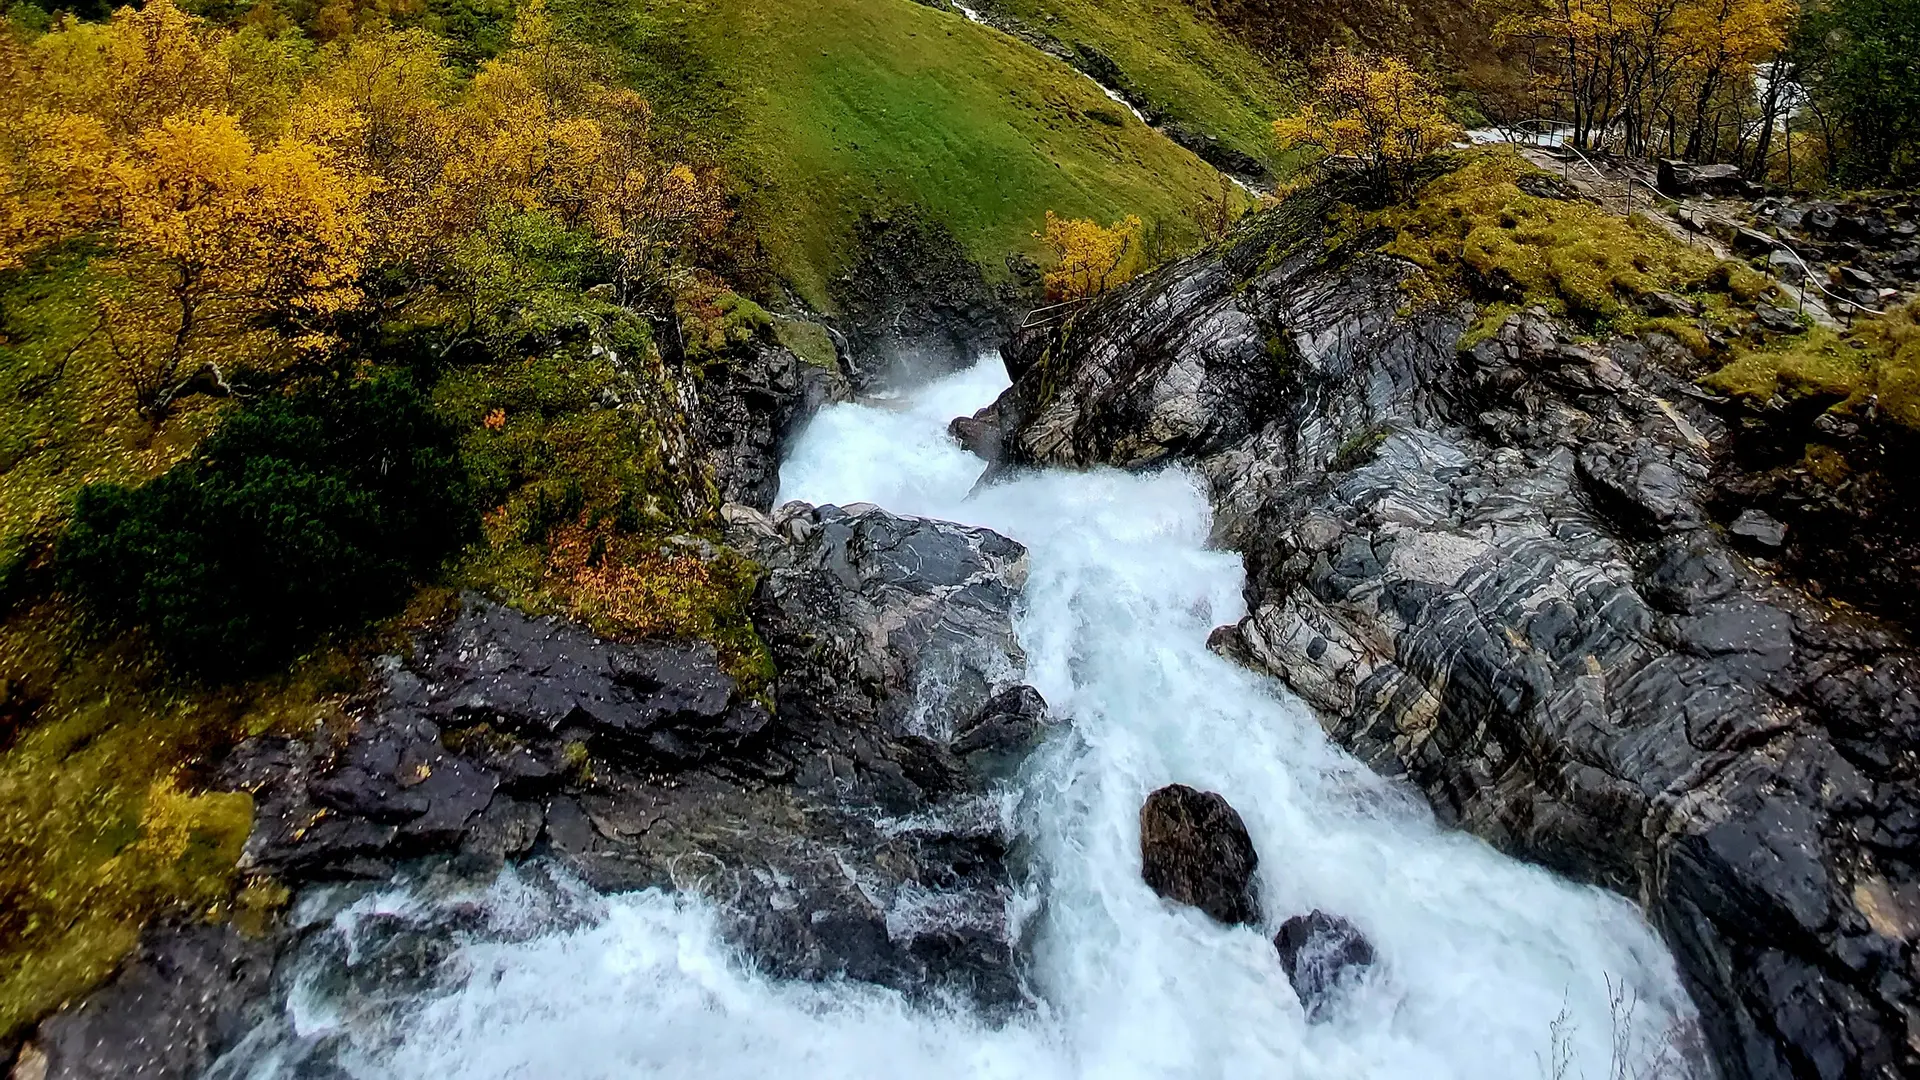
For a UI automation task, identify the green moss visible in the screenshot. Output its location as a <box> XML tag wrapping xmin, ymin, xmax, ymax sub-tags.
<box><xmin>1705</xmin><ymin>301</ymin><xmax>1920</xmax><ymax>429</ymax></box>
<box><xmin>563</xmin><ymin>0</ymin><xmax>1247</xmax><ymax>308</ymax></box>
<box><xmin>772</xmin><ymin>316</ymin><xmax>840</xmax><ymax>371</ymax></box>
<box><xmin>1371</xmin><ymin>149</ymin><xmax>1765</xmax><ymax>333</ymax></box>
<box><xmin>975</xmin><ymin>0</ymin><xmax>1303</xmax><ymax>174</ymax></box>
<box><xmin>676</xmin><ymin>288</ymin><xmax>774</xmax><ymax>363</ymax></box>
<box><xmin>1638</xmin><ymin>316</ymin><xmax>1715</xmax><ymax>359</ymax></box>
<box><xmin>0</xmin><ymin>605</ymin><xmax>362</xmax><ymax>1040</ymax></box>
<box><xmin>436</xmin><ymin>308</ymin><xmax>775</xmax><ymax>693</ymax></box>
<box><xmin>1458</xmin><ymin>301</ymin><xmax>1523</xmax><ymax>350</ymax></box>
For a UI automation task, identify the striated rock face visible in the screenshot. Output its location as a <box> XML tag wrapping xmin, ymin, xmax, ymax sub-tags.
<box><xmin>688</xmin><ymin>338</ymin><xmax>852</xmax><ymax>511</ymax></box>
<box><xmin>1138</xmin><ymin>784</ymin><xmax>1262</xmax><ymax>926</ymax></box>
<box><xmin>829</xmin><ymin>213</ymin><xmax>1017</xmax><ymax>391</ymax></box>
<box><xmin>985</xmin><ymin>191</ymin><xmax>1920</xmax><ymax>1080</ymax></box>
<box><xmin>741</xmin><ymin>501</ymin><xmax>1032</xmax><ymax>773</ymax></box>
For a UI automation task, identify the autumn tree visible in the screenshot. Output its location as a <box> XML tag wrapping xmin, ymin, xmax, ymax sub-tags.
<box><xmin>103</xmin><ymin>111</ymin><xmax>368</xmax><ymax>415</ymax></box>
<box><xmin>1037</xmin><ymin>211</ymin><xmax>1145</xmax><ymax>301</ymax></box>
<box><xmin>1487</xmin><ymin>0</ymin><xmax>1792</xmax><ymax>164</ymax></box>
<box><xmin>2</xmin><ymin>0</ymin><xmax>730</xmax><ymax>414</ymax></box>
<box><xmin>1273</xmin><ymin>50</ymin><xmax>1463</xmax><ymax>198</ymax></box>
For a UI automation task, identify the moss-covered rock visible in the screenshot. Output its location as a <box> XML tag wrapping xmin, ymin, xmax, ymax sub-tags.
<box><xmin>1366</xmin><ymin>149</ymin><xmax>1768</xmax><ymax>335</ymax></box>
<box><xmin>1706</xmin><ymin>300</ymin><xmax>1920</xmax><ymax>430</ymax></box>
<box><xmin>438</xmin><ymin>306</ymin><xmax>774</xmax><ymax>693</ymax></box>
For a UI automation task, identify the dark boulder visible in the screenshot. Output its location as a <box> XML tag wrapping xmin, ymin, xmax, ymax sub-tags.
<box><xmin>949</xmin><ymin>403</ymin><xmax>1006</xmax><ymax>464</ymax></box>
<box><xmin>953</xmin><ymin>684</ymin><xmax>1051</xmax><ymax>776</ymax></box>
<box><xmin>1658</xmin><ymin>159</ymin><xmax>1745</xmax><ymax>198</ymax></box>
<box><xmin>18</xmin><ymin>923</ymin><xmax>274</xmax><ymax>1080</ymax></box>
<box><xmin>1138</xmin><ymin>784</ymin><xmax>1261</xmax><ymax>925</ymax></box>
<box><xmin>1729</xmin><ymin>509</ymin><xmax>1788</xmax><ymax>550</ymax></box>
<box><xmin>1274</xmin><ymin>911</ymin><xmax>1376</xmax><ymax>1021</ymax></box>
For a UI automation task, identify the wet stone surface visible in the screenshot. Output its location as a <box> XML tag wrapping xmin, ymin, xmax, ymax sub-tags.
<box><xmin>985</xmin><ymin>193</ymin><xmax>1920</xmax><ymax>1080</ymax></box>
<box><xmin>21</xmin><ymin>503</ymin><xmax>1054</xmax><ymax>1078</ymax></box>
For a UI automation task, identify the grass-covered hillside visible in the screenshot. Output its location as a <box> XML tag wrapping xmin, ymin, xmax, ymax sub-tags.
<box><xmin>570</xmin><ymin>0</ymin><xmax>1251</xmax><ymax>307</ymax></box>
<box><xmin>977</xmin><ymin>0</ymin><xmax>1300</xmax><ymax>174</ymax></box>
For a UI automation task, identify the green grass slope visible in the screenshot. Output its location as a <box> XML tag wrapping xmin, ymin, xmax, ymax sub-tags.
<box><xmin>567</xmin><ymin>0</ymin><xmax>1244</xmax><ymax>308</ymax></box>
<box><xmin>978</xmin><ymin>0</ymin><xmax>1299</xmax><ymax>173</ymax></box>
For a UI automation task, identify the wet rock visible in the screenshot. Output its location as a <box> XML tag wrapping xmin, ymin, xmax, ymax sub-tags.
<box><xmin>20</xmin><ymin>923</ymin><xmax>274</xmax><ymax>1080</ymax></box>
<box><xmin>690</xmin><ymin>338</ymin><xmax>851</xmax><ymax>512</ymax></box>
<box><xmin>1643</xmin><ymin>536</ymin><xmax>1741</xmax><ymax>614</ymax></box>
<box><xmin>991</xmin><ymin>184</ymin><xmax>1920</xmax><ymax>1079</ymax></box>
<box><xmin>1730</xmin><ymin>508</ymin><xmax>1788</xmax><ymax>550</ymax></box>
<box><xmin>829</xmin><ymin>212</ymin><xmax>1014</xmax><ymax>390</ymax></box>
<box><xmin>1754</xmin><ymin>303</ymin><xmax>1806</xmax><ymax>334</ymax></box>
<box><xmin>205</xmin><ymin>495</ymin><xmax>1046</xmax><ymax>1042</ymax></box>
<box><xmin>1274</xmin><ymin>911</ymin><xmax>1376</xmax><ymax>1021</ymax></box>
<box><xmin>1768</xmin><ymin>248</ymin><xmax>1807</xmax><ymax>282</ymax></box>
<box><xmin>948</xmin><ymin>403</ymin><xmax>1005</xmax><ymax>464</ymax></box>
<box><xmin>1138</xmin><ymin>784</ymin><xmax>1261</xmax><ymax>925</ymax></box>
<box><xmin>1646</xmin><ymin>291</ymin><xmax>1701</xmax><ymax>317</ymax></box>
<box><xmin>1658</xmin><ymin>159</ymin><xmax>1744</xmax><ymax>197</ymax></box>
<box><xmin>1839</xmin><ymin>266</ymin><xmax>1877</xmax><ymax>289</ymax></box>
<box><xmin>952</xmin><ymin>684</ymin><xmax>1051</xmax><ymax>775</ymax></box>
<box><xmin>747</xmin><ymin>502</ymin><xmax>1030</xmax><ymax>796</ymax></box>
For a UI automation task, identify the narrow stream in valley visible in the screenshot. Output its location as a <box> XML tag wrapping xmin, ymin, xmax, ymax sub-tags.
<box><xmin>216</xmin><ymin>358</ymin><xmax>1701</xmax><ymax>1080</ymax></box>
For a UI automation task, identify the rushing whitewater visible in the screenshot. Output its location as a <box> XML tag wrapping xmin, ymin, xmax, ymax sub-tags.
<box><xmin>222</xmin><ymin>357</ymin><xmax>1701</xmax><ymax>1080</ymax></box>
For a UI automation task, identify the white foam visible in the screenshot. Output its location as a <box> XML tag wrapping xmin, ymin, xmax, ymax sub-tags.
<box><xmin>233</xmin><ymin>356</ymin><xmax>1701</xmax><ymax>1080</ymax></box>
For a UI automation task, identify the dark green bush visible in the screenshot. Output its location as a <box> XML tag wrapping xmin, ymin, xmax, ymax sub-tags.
<box><xmin>57</xmin><ymin>376</ymin><xmax>477</xmax><ymax>675</ymax></box>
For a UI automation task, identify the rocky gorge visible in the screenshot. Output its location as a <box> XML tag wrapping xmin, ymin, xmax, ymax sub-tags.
<box><xmin>967</xmin><ymin>176</ymin><xmax>1920</xmax><ymax>1079</ymax></box>
<box><xmin>12</xmin><ymin>155</ymin><xmax>1914</xmax><ymax>1080</ymax></box>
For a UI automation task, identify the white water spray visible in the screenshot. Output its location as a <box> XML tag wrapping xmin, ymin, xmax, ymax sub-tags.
<box><xmin>230</xmin><ymin>357</ymin><xmax>1701</xmax><ymax>1080</ymax></box>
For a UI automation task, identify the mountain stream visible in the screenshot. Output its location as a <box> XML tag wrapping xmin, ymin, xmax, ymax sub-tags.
<box><xmin>214</xmin><ymin>358</ymin><xmax>1701</xmax><ymax>1080</ymax></box>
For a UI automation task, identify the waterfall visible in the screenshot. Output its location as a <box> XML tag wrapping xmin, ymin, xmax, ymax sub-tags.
<box><xmin>216</xmin><ymin>356</ymin><xmax>1701</xmax><ymax>1080</ymax></box>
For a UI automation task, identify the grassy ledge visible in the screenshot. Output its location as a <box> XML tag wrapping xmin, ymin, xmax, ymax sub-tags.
<box><xmin>1339</xmin><ymin>149</ymin><xmax>1774</xmax><ymax>340</ymax></box>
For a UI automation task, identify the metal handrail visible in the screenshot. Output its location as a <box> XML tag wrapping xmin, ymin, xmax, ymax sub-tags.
<box><xmin>1674</xmin><ymin>199</ymin><xmax>1888</xmax><ymax>319</ymax></box>
<box><xmin>1017</xmin><ymin>296</ymin><xmax>1092</xmax><ymax>331</ymax></box>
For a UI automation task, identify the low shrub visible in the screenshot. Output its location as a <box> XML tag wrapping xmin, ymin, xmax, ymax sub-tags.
<box><xmin>56</xmin><ymin>375</ymin><xmax>477</xmax><ymax>675</ymax></box>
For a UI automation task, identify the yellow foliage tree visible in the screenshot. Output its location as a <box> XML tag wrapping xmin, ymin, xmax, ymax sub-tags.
<box><xmin>1</xmin><ymin>0</ymin><xmax>729</xmax><ymax>411</ymax></box>
<box><xmin>1489</xmin><ymin>0</ymin><xmax>1791</xmax><ymax>161</ymax></box>
<box><xmin>1038</xmin><ymin>211</ymin><xmax>1145</xmax><ymax>301</ymax></box>
<box><xmin>1274</xmin><ymin>50</ymin><xmax>1463</xmax><ymax>198</ymax></box>
<box><xmin>102</xmin><ymin>111</ymin><xmax>369</xmax><ymax>414</ymax></box>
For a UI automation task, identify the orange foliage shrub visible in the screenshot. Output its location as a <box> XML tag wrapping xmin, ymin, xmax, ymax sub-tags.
<box><xmin>1037</xmin><ymin>210</ymin><xmax>1145</xmax><ymax>301</ymax></box>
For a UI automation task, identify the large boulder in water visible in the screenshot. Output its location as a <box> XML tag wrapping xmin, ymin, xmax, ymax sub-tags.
<box><xmin>1138</xmin><ymin>784</ymin><xmax>1261</xmax><ymax>925</ymax></box>
<box><xmin>1275</xmin><ymin>910</ymin><xmax>1376</xmax><ymax>1021</ymax></box>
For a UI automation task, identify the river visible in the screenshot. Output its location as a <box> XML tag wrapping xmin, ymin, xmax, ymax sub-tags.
<box><xmin>213</xmin><ymin>357</ymin><xmax>1701</xmax><ymax>1080</ymax></box>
